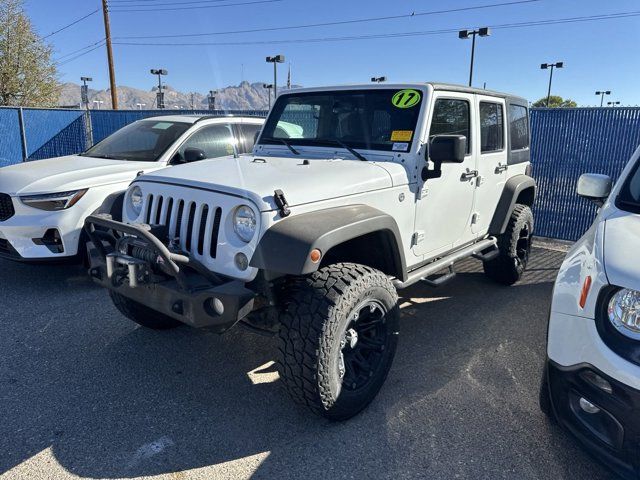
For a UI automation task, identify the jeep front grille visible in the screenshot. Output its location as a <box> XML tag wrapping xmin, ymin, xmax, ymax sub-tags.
<box><xmin>0</xmin><ymin>193</ymin><xmax>15</xmax><ymax>221</ymax></box>
<box><xmin>144</xmin><ymin>194</ymin><xmax>223</xmax><ymax>259</ymax></box>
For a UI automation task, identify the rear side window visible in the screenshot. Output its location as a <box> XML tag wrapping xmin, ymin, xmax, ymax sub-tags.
<box><xmin>179</xmin><ymin>124</ymin><xmax>236</xmax><ymax>160</ymax></box>
<box><xmin>429</xmin><ymin>98</ymin><xmax>471</xmax><ymax>154</ymax></box>
<box><xmin>480</xmin><ymin>102</ymin><xmax>504</xmax><ymax>153</ymax></box>
<box><xmin>509</xmin><ymin>105</ymin><xmax>529</xmax><ymax>150</ymax></box>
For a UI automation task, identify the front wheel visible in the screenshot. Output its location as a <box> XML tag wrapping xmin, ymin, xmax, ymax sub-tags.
<box><xmin>278</xmin><ymin>263</ymin><xmax>400</xmax><ymax>420</ymax></box>
<box><xmin>484</xmin><ymin>204</ymin><xmax>533</xmax><ymax>285</ymax></box>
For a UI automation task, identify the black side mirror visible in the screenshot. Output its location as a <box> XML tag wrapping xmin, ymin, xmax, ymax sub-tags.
<box><xmin>422</xmin><ymin>135</ymin><xmax>467</xmax><ymax>180</ymax></box>
<box><xmin>183</xmin><ymin>147</ymin><xmax>207</xmax><ymax>163</ymax></box>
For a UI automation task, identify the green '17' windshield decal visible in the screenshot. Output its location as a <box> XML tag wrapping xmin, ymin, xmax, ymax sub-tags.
<box><xmin>391</xmin><ymin>89</ymin><xmax>421</xmax><ymax>108</ymax></box>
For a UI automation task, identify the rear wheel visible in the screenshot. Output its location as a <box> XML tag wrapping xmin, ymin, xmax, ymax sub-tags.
<box><xmin>109</xmin><ymin>290</ymin><xmax>182</xmax><ymax>330</ymax></box>
<box><xmin>484</xmin><ymin>204</ymin><xmax>533</xmax><ymax>285</ymax></box>
<box><xmin>278</xmin><ymin>263</ymin><xmax>400</xmax><ymax>420</ymax></box>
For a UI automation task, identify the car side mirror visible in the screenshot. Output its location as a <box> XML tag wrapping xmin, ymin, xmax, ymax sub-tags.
<box><xmin>183</xmin><ymin>147</ymin><xmax>207</xmax><ymax>163</ymax></box>
<box><xmin>577</xmin><ymin>173</ymin><xmax>612</xmax><ymax>207</ymax></box>
<box><xmin>422</xmin><ymin>134</ymin><xmax>467</xmax><ymax>180</ymax></box>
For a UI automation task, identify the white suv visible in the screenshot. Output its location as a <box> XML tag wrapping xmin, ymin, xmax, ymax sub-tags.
<box><xmin>540</xmin><ymin>145</ymin><xmax>640</xmax><ymax>479</ymax></box>
<box><xmin>0</xmin><ymin>115</ymin><xmax>263</xmax><ymax>262</ymax></box>
<box><xmin>86</xmin><ymin>83</ymin><xmax>536</xmax><ymax>419</ymax></box>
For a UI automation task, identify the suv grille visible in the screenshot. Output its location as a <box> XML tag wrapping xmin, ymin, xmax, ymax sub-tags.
<box><xmin>0</xmin><ymin>194</ymin><xmax>15</xmax><ymax>221</ymax></box>
<box><xmin>143</xmin><ymin>194</ymin><xmax>223</xmax><ymax>259</ymax></box>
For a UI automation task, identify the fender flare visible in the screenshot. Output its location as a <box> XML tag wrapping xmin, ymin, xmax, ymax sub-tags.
<box><xmin>489</xmin><ymin>174</ymin><xmax>536</xmax><ymax>235</ymax></box>
<box><xmin>93</xmin><ymin>190</ymin><xmax>125</xmax><ymax>221</ymax></box>
<box><xmin>250</xmin><ymin>204</ymin><xmax>407</xmax><ymax>280</ymax></box>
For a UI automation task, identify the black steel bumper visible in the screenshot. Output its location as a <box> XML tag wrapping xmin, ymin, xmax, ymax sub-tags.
<box><xmin>547</xmin><ymin>360</ymin><xmax>640</xmax><ymax>479</ymax></box>
<box><xmin>84</xmin><ymin>214</ymin><xmax>256</xmax><ymax>333</ymax></box>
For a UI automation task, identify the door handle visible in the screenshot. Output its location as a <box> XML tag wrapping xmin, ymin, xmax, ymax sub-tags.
<box><xmin>460</xmin><ymin>169</ymin><xmax>479</xmax><ymax>181</ymax></box>
<box><xmin>495</xmin><ymin>163</ymin><xmax>508</xmax><ymax>174</ymax></box>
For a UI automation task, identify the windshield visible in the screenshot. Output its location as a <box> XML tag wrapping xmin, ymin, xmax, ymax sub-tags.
<box><xmin>617</xmin><ymin>159</ymin><xmax>640</xmax><ymax>213</ymax></box>
<box><xmin>83</xmin><ymin>120</ymin><xmax>191</xmax><ymax>162</ymax></box>
<box><xmin>259</xmin><ymin>88</ymin><xmax>424</xmax><ymax>153</ymax></box>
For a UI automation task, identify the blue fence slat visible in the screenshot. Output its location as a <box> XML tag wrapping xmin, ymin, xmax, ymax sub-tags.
<box><xmin>22</xmin><ymin>108</ymin><xmax>88</xmax><ymax>161</ymax></box>
<box><xmin>530</xmin><ymin>108</ymin><xmax>640</xmax><ymax>241</ymax></box>
<box><xmin>89</xmin><ymin>109</ymin><xmax>268</xmax><ymax>143</ymax></box>
<box><xmin>0</xmin><ymin>108</ymin><xmax>24</xmax><ymax>166</ymax></box>
<box><xmin>1</xmin><ymin>106</ymin><xmax>640</xmax><ymax>242</ymax></box>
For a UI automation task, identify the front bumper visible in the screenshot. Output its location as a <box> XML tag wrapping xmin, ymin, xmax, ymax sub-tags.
<box><xmin>547</xmin><ymin>361</ymin><xmax>640</xmax><ymax>479</ymax></box>
<box><xmin>547</xmin><ymin>311</ymin><xmax>640</xmax><ymax>479</ymax></box>
<box><xmin>84</xmin><ymin>214</ymin><xmax>256</xmax><ymax>332</ymax></box>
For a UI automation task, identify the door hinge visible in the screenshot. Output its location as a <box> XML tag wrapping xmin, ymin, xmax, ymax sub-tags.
<box><xmin>471</xmin><ymin>213</ymin><xmax>480</xmax><ymax>225</ymax></box>
<box><xmin>412</xmin><ymin>231</ymin><xmax>425</xmax><ymax>246</ymax></box>
<box><xmin>418</xmin><ymin>186</ymin><xmax>429</xmax><ymax>200</ymax></box>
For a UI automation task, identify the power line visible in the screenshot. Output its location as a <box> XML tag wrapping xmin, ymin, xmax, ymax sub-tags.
<box><xmin>113</xmin><ymin>10</ymin><xmax>640</xmax><ymax>46</ymax></box>
<box><xmin>55</xmin><ymin>39</ymin><xmax>106</xmax><ymax>61</ymax></box>
<box><xmin>42</xmin><ymin>9</ymin><xmax>99</xmax><ymax>39</ymax></box>
<box><xmin>110</xmin><ymin>0</ymin><xmax>283</xmax><ymax>12</ymax></box>
<box><xmin>57</xmin><ymin>44</ymin><xmax>105</xmax><ymax>66</ymax></box>
<box><xmin>114</xmin><ymin>0</ymin><xmax>541</xmax><ymax>39</ymax></box>
<box><xmin>111</xmin><ymin>0</ymin><xmax>244</xmax><ymax>5</ymax></box>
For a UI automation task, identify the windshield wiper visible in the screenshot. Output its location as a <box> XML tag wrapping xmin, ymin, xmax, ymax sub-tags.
<box><xmin>261</xmin><ymin>137</ymin><xmax>300</xmax><ymax>155</ymax></box>
<box><xmin>320</xmin><ymin>138</ymin><xmax>368</xmax><ymax>161</ymax></box>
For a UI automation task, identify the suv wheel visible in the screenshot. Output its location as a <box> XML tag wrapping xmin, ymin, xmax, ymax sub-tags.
<box><xmin>109</xmin><ymin>291</ymin><xmax>182</xmax><ymax>329</ymax></box>
<box><xmin>278</xmin><ymin>263</ymin><xmax>400</xmax><ymax>420</ymax></box>
<box><xmin>484</xmin><ymin>204</ymin><xmax>533</xmax><ymax>285</ymax></box>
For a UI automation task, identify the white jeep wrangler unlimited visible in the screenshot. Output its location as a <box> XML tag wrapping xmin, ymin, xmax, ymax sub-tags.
<box><xmin>85</xmin><ymin>83</ymin><xmax>536</xmax><ymax>420</ymax></box>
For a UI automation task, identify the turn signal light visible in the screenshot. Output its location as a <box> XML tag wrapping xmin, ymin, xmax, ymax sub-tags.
<box><xmin>579</xmin><ymin>275</ymin><xmax>592</xmax><ymax>309</ymax></box>
<box><xmin>310</xmin><ymin>249</ymin><xmax>322</xmax><ymax>264</ymax></box>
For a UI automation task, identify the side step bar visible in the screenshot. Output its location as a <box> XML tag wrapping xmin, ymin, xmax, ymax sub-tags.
<box><xmin>393</xmin><ymin>237</ymin><xmax>498</xmax><ymax>290</ymax></box>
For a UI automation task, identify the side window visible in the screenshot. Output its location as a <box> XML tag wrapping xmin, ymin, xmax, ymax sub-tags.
<box><xmin>479</xmin><ymin>102</ymin><xmax>504</xmax><ymax>153</ymax></box>
<box><xmin>180</xmin><ymin>124</ymin><xmax>236</xmax><ymax>160</ymax></box>
<box><xmin>429</xmin><ymin>98</ymin><xmax>471</xmax><ymax>153</ymax></box>
<box><xmin>509</xmin><ymin>104</ymin><xmax>529</xmax><ymax>151</ymax></box>
<box><xmin>238</xmin><ymin>124</ymin><xmax>262</xmax><ymax>152</ymax></box>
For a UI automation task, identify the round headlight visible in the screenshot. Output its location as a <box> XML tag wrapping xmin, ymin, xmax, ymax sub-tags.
<box><xmin>129</xmin><ymin>186</ymin><xmax>144</xmax><ymax>217</ymax></box>
<box><xmin>607</xmin><ymin>288</ymin><xmax>640</xmax><ymax>339</ymax></box>
<box><xmin>233</xmin><ymin>205</ymin><xmax>256</xmax><ymax>242</ymax></box>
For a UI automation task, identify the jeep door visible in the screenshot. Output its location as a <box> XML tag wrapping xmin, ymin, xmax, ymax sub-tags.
<box><xmin>413</xmin><ymin>93</ymin><xmax>477</xmax><ymax>258</ymax></box>
<box><xmin>470</xmin><ymin>96</ymin><xmax>508</xmax><ymax>235</ymax></box>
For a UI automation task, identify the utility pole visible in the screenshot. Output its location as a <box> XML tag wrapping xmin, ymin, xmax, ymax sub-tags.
<box><xmin>101</xmin><ymin>0</ymin><xmax>118</xmax><ymax>109</ymax></box>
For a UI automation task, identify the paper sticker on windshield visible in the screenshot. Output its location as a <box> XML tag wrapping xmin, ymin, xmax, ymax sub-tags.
<box><xmin>392</xmin><ymin>142</ymin><xmax>409</xmax><ymax>152</ymax></box>
<box><xmin>152</xmin><ymin>122</ymin><xmax>173</xmax><ymax>130</ymax></box>
<box><xmin>391</xmin><ymin>130</ymin><xmax>413</xmax><ymax>142</ymax></box>
<box><xmin>391</xmin><ymin>89</ymin><xmax>421</xmax><ymax>109</ymax></box>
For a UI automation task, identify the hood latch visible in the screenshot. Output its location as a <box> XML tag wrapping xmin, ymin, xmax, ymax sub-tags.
<box><xmin>274</xmin><ymin>189</ymin><xmax>291</xmax><ymax>218</ymax></box>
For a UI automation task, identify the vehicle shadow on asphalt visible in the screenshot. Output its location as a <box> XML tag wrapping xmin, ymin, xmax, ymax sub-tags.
<box><xmin>0</xmin><ymin>248</ymin><xmax>612</xmax><ymax>479</ymax></box>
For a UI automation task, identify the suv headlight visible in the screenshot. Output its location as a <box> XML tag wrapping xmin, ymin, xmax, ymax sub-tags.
<box><xmin>127</xmin><ymin>185</ymin><xmax>144</xmax><ymax>217</ymax></box>
<box><xmin>20</xmin><ymin>189</ymin><xmax>88</xmax><ymax>211</ymax></box>
<box><xmin>607</xmin><ymin>288</ymin><xmax>640</xmax><ymax>339</ymax></box>
<box><xmin>233</xmin><ymin>205</ymin><xmax>256</xmax><ymax>242</ymax></box>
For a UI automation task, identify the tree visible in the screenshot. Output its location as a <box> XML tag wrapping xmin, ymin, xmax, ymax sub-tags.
<box><xmin>532</xmin><ymin>95</ymin><xmax>577</xmax><ymax>108</ymax></box>
<box><xmin>0</xmin><ymin>0</ymin><xmax>58</xmax><ymax>107</ymax></box>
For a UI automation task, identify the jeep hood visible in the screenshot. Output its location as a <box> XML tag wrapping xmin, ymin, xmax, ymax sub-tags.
<box><xmin>603</xmin><ymin>210</ymin><xmax>640</xmax><ymax>291</ymax></box>
<box><xmin>139</xmin><ymin>154</ymin><xmax>402</xmax><ymax>211</ymax></box>
<box><xmin>0</xmin><ymin>155</ymin><xmax>159</xmax><ymax>196</ymax></box>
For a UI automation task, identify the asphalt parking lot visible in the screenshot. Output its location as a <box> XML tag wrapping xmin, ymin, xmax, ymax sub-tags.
<box><xmin>0</xmin><ymin>244</ymin><xmax>614</xmax><ymax>480</ymax></box>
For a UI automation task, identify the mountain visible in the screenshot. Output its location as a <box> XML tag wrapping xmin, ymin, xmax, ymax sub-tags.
<box><xmin>56</xmin><ymin>81</ymin><xmax>292</xmax><ymax>110</ymax></box>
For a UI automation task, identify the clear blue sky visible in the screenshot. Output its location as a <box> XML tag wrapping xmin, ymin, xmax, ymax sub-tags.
<box><xmin>25</xmin><ymin>0</ymin><xmax>640</xmax><ymax>106</ymax></box>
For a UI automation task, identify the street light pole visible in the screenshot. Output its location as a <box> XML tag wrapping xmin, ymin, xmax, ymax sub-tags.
<box><xmin>80</xmin><ymin>76</ymin><xmax>92</xmax><ymax>110</ymax></box>
<box><xmin>459</xmin><ymin>27</ymin><xmax>490</xmax><ymax>87</ymax></box>
<box><xmin>263</xmin><ymin>83</ymin><xmax>273</xmax><ymax>109</ymax></box>
<box><xmin>540</xmin><ymin>62</ymin><xmax>564</xmax><ymax>107</ymax></box>
<box><xmin>595</xmin><ymin>90</ymin><xmax>611</xmax><ymax>107</ymax></box>
<box><xmin>266</xmin><ymin>55</ymin><xmax>285</xmax><ymax>98</ymax></box>
<box><xmin>607</xmin><ymin>101</ymin><xmax>621</xmax><ymax>107</ymax></box>
<box><xmin>150</xmin><ymin>69</ymin><xmax>168</xmax><ymax>109</ymax></box>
